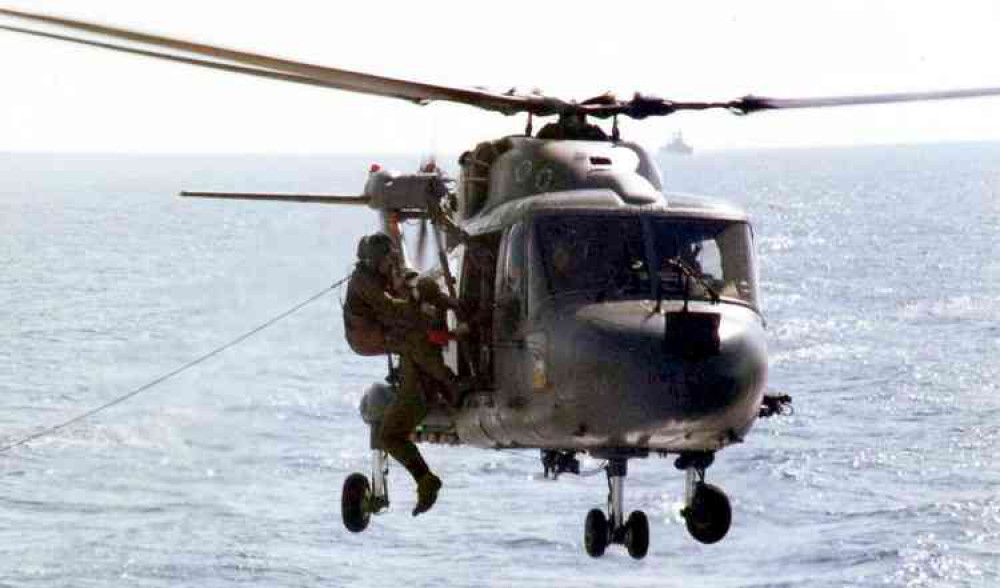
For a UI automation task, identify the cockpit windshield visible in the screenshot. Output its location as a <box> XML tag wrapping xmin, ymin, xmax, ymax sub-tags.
<box><xmin>536</xmin><ymin>216</ymin><xmax>649</xmax><ymax>300</ymax></box>
<box><xmin>535</xmin><ymin>215</ymin><xmax>757</xmax><ymax>307</ymax></box>
<box><xmin>649</xmin><ymin>218</ymin><xmax>757</xmax><ymax>307</ymax></box>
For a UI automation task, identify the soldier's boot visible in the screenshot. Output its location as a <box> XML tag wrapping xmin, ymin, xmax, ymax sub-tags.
<box><xmin>412</xmin><ymin>472</ymin><xmax>442</xmax><ymax>517</ymax></box>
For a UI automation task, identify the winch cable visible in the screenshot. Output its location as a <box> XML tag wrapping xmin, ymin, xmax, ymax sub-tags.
<box><xmin>0</xmin><ymin>275</ymin><xmax>351</xmax><ymax>456</ymax></box>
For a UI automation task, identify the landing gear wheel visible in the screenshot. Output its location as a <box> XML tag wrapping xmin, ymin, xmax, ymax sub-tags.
<box><xmin>683</xmin><ymin>482</ymin><xmax>731</xmax><ymax>544</ymax></box>
<box><xmin>584</xmin><ymin>508</ymin><xmax>609</xmax><ymax>558</ymax></box>
<box><xmin>341</xmin><ymin>472</ymin><xmax>372</xmax><ymax>533</ymax></box>
<box><xmin>625</xmin><ymin>510</ymin><xmax>650</xmax><ymax>559</ymax></box>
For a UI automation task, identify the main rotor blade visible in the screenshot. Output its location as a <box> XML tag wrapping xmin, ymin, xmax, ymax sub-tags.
<box><xmin>729</xmin><ymin>87</ymin><xmax>1000</xmax><ymax>113</ymax></box>
<box><xmin>0</xmin><ymin>8</ymin><xmax>562</xmax><ymax>116</ymax></box>
<box><xmin>0</xmin><ymin>24</ymin><xmax>386</xmax><ymax>94</ymax></box>
<box><xmin>585</xmin><ymin>87</ymin><xmax>1000</xmax><ymax>119</ymax></box>
<box><xmin>6</xmin><ymin>8</ymin><xmax>999</xmax><ymax>121</ymax></box>
<box><xmin>181</xmin><ymin>191</ymin><xmax>371</xmax><ymax>206</ymax></box>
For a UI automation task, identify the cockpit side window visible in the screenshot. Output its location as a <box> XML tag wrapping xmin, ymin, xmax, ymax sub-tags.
<box><xmin>496</xmin><ymin>223</ymin><xmax>528</xmax><ymax>332</ymax></box>
<box><xmin>498</xmin><ymin>224</ymin><xmax>525</xmax><ymax>298</ymax></box>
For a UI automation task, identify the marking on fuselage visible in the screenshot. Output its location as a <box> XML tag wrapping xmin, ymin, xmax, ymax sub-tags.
<box><xmin>535</xmin><ymin>167</ymin><xmax>554</xmax><ymax>191</ymax></box>
<box><xmin>514</xmin><ymin>160</ymin><xmax>533</xmax><ymax>184</ymax></box>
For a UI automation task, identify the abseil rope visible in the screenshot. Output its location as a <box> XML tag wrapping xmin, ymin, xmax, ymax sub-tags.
<box><xmin>0</xmin><ymin>275</ymin><xmax>350</xmax><ymax>456</ymax></box>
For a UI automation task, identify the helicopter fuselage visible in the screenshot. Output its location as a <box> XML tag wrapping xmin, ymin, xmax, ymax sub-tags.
<box><xmin>454</xmin><ymin>298</ymin><xmax>766</xmax><ymax>452</ymax></box>
<box><xmin>419</xmin><ymin>137</ymin><xmax>768</xmax><ymax>455</ymax></box>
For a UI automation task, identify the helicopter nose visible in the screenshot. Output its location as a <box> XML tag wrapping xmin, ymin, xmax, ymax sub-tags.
<box><xmin>558</xmin><ymin>301</ymin><xmax>767</xmax><ymax>447</ymax></box>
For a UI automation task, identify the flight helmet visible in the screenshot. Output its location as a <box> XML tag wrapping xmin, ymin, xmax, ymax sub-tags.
<box><xmin>358</xmin><ymin>232</ymin><xmax>396</xmax><ymax>268</ymax></box>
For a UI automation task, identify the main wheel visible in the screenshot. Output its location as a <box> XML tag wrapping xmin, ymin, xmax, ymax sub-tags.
<box><xmin>683</xmin><ymin>482</ymin><xmax>731</xmax><ymax>544</ymax></box>
<box><xmin>584</xmin><ymin>508</ymin><xmax>609</xmax><ymax>558</ymax></box>
<box><xmin>342</xmin><ymin>472</ymin><xmax>372</xmax><ymax>533</ymax></box>
<box><xmin>625</xmin><ymin>510</ymin><xmax>650</xmax><ymax>559</ymax></box>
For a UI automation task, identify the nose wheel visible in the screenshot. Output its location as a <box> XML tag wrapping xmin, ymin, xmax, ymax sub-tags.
<box><xmin>582</xmin><ymin>459</ymin><xmax>650</xmax><ymax>559</ymax></box>
<box><xmin>677</xmin><ymin>452</ymin><xmax>732</xmax><ymax>544</ymax></box>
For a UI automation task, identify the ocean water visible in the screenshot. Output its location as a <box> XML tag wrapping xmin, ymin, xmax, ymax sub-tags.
<box><xmin>0</xmin><ymin>144</ymin><xmax>998</xmax><ymax>587</ymax></box>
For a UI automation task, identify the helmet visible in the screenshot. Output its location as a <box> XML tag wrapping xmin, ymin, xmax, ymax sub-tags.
<box><xmin>357</xmin><ymin>232</ymin><xmax>396</xmax><ymax>266</ymax></box>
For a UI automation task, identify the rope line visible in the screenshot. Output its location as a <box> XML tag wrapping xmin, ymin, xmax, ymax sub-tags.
<box><xmin>0</xmin><ymin>276</ymin><xmax>350</xmax><ymax>456</ymax></box>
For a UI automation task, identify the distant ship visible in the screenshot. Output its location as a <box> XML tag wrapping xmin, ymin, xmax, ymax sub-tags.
<box><xmin>660</xmin><ymin>131</ymin><xmax>693</xmax><ymax>155</ymax></box>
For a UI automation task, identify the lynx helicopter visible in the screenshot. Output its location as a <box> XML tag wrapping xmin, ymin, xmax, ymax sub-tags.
<box><xmin>4</xmin><ymin>7</ymin><xmax>1000</xmax><ymax>561</ymax></box>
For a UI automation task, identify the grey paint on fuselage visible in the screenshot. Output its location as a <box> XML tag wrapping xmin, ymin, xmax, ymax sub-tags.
<box><xmin>456</xmin><ymin>299</ymin><xmax>766</xmax><ymax>452</ymax></box>
<box><xmin>428</xmin><ymin>138</ymin><xmax>768</xmax><ymax>454</ymax></box>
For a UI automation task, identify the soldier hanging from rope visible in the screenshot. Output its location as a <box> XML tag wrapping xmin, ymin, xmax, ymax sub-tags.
<box><xmin>342</xmin><ymin>232</ymin><xmax>469</xmax><ymax>516</ymax></box>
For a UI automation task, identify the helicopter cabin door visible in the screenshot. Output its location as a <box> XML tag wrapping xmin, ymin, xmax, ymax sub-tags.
<box><xmin>457</xmin><ymin>235</ymin><xmax>499</xmax><ymax>386</ymax></box>
<box><xmin>493</xmin><ymin>222</ymin><xmax>531</xmax><ymax>403</ymax></box>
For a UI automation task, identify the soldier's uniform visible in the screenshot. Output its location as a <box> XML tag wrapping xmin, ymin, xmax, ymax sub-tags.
<box><xmin>342</xmin><ymin>235</ymin><xmax>459</xmax><ymax>515</ymax></box>
<box><xmin>343</xmin><ymin>263</ymin><xmax>458</xmax><ymax>397</ymax></box>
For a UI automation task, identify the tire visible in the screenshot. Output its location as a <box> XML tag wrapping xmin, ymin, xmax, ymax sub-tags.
<box><xmin>342</xmin><ymin>472</ymin><xmax>372</xmax><ymax>533</ymax></box>
<box><xmin>683</xmin><ymin>482</ymin><xmax>731</xmax><ymax>544</ymax></box>
<box><xmin>625</xmin><ymin>510</ymin><xmax>650</xmax><ymax>559</ymax></box>
<box><xmin>584</xmin><ymin>508</ymin><xmax>609</xmax><ymax>558</ymax></box>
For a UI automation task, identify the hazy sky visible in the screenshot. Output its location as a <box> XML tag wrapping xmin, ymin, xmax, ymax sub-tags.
<box><xmin>2</xmin><ymin>0</ymin><xmax>999</xmax><ymax>154</ymax></box>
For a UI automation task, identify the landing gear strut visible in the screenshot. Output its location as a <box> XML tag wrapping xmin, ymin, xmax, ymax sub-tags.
<box><xmin>583</xmin><ymin>459</ymin><xmax>649</xmax><ymax>559</ymax></box>
<box><xmin>676</xmin><ymin>452</ymin><xmax>731</xmax><ymax>544</ymax></box>
<box><xmin>341</xmin><ymin>449</ymin><xmax>391</xmax><ymax>533</ymax></box>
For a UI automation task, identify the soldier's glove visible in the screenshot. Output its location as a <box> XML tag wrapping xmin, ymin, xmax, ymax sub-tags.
<box><xmin>454</xmin><ymin>323</ymin><xmax>471</xmax><ymax>337</ymax></box>
<box><xmin>416</xmin><ymin>278</ymin><xmax>446</xmax><ymax>307</ymax></box>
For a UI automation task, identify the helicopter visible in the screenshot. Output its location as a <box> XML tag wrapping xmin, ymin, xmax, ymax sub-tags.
<box><xmin>4</xmin><ymin>7</ymin><xmax>1000</xmax><ymax>561</ymax></box>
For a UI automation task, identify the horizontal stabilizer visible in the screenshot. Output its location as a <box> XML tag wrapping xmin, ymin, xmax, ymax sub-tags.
<box><xmin>180</xmin><ymin>191</ymin><xmax>370</xmax><ymax>206</ymax></box>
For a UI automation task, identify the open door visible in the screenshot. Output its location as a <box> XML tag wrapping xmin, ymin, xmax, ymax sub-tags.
<box><xmin>457</xmin><ymin>235</ymin><xmax>499</xmax><ymax>385</ymax></box>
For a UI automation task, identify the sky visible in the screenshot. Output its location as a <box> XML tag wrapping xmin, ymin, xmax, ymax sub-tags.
<box><xmin>1</xmin><ymin>0</ymin><xmax>1000</xmax><ymax>154</ymax></box>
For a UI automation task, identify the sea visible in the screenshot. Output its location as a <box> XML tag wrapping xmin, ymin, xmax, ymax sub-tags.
<box><xmin>0</xmin><ymin>143</ymin><xmax>997</xmax><ymax>587</ymax></box>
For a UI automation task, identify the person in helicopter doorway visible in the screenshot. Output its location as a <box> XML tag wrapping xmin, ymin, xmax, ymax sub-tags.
<box><xmin>343</xmin><ymin>232</ymin><xmax>468</xmax><ymax>516</ymax></box>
